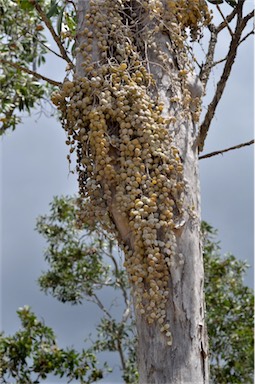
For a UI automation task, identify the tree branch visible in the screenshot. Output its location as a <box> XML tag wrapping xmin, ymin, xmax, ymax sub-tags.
<box><xmin>15</xmin><ymin>19</ymin><xmax>66</xmax><ymax>61</ymax></box>
<box><xmin>216</xmin><ymin>5</ymin><xmax>238</xmax><ymax>33</ymax></box>
<box><xmin>216</xmin><ymin>4</ymin><xmax>234</xmax><ymax>36</ymax></box>
<box><xmin>239</xmin><ymin>29</ymin><xmax>254</xmax><ymax>45</ymax></box>
<box><xmin>199</xmin><ymin>24</ymin><xmax>218</xmax><ymax>89</ymax></box>
<box><xmin>242</xmin><ymin>8</ymin><xmax>255</xmax><ymax>25</ymax></box>
<box><xmin>117</xmin><ymin>337</ymin><xmax>127</xmax><ymax>372</ymax></box>
<box><xmin>32</xmin><ymin>1</ymin><xmax>74</xmax><ymax>68</ymax></box>
<box><xmin>199</xmin><ymin>139</ymin><xmax>254</xmax><ymax>160</ymax></box>
<box><xmin>0</xmin><ymin>58</ymin><xmax>62</xmax><ymax>87</ymax></box>
<box><xmin>198</xmin><ymin>1</ymin><xmax>251</xmax><ymax>153</ymax></box>
<box><xmin>90</xmin><ymin>293</ymin><xmax>112</xmax><ymax>319</ymax></box>
<box><xmin>211</xmin><ymin>56</ymin><xmax>227</xmax><ymax>67</ymax></box>
<box><xmin>25</xmin><ymin>29</ymin><xmax>65</xmax><ymax>61</ymax></box>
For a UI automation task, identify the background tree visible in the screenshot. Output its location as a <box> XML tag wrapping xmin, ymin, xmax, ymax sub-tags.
<box><xmin>0</xmin><ymin>1</ymin><xmax>253</xmax><ymax>383</ymax></box>
<box><xmin>202</xmin><ymin>222</ymin><xmax>254</xmax><ymax>384</ymax></box>
<box><xmin>0</xmin><ymin>196</ymin><xmax>253</xmax><ymax>383</ymax></box>
<box><xmin>0</xmin><ymin>306</ymin><xmax>105</xmax><ymax>384</ymax></box>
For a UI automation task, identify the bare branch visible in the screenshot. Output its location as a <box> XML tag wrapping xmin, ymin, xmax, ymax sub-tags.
<box><xmin>212</xmin><ymin>56</ymin><xmax>227</xmax><ymax>67</ymax></box>
<box><xmin>239</xmin><ymin>29</ymin><xmax>254</xmax><ymax>45</ymax></box>
<box><xmin>199</xmin><ymin>139</ymin><xmax>254</xmax><ymax>160</ymax></box>
<box><xmin>199</xmin><ymin>24</ymin><xmax>218</xmax><ymax>88</ymax></box>
<box><xmin>15</xmin><ymin>18</ymin><xmax>70</xmax><ymax>62</ymax></box>
<box><xmin>0</xmin><ymin>58</ymin><xmax>62</xmax><ymax>87</ymax></box>
<box><xmin>216</xmin><ymin>4</ymin><xmax>234</xmax><ymax>36</ymax></box>
<box><xmin>90</xmin><ymin>293</ymin><xmax>112</xmax><ymax>319</ymax></box>
<box><xmin>199</xmin><ymin>2</ymin><xmax>248</xmax><ymax>89</ymax></box>
<box><xmin>216</xmin><ymin>5</ymin><xmax>238</xmax><ymax>33</ymax></box>
<box><xmin>24</xmin><ymin>28</ymin><xmax>65</xmax><ymax>60</ymax></box>
<box><xmin>242</xmin><ymin>8</ymin><xmax>255</xmax><ymax>25</ymax></box>
<box><xmin>32</xmin><ymin>1</ymin><xmax>74</xmax><ymax>68</ymax></box>
<box><xmin>198</xmin><ymin>1</ymin><xmax>251</xmax><ymax>153</ymax></box>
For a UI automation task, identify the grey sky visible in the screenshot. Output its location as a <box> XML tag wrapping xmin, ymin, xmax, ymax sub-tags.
<box><xmin>1</xmin><ymin>4</ymin><xmax>254</xmax><ymax>383</ymax></box>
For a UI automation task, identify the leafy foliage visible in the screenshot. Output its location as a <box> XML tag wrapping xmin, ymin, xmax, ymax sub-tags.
<box><xmin>0</xmin><ymin>306</ymin><xmax>104</xmax><ymax>384</ymax></box>
<box><xmin>36</xmin><ymin>196</ymin><xmax>137</xmax><ymax>383</ymax></box>
<box><xmin>90</xmin><ymin>317</ymin><xmax>138</xmax><ymax>384</ymax></box>
<box><xmin>36</xmin><ymin>196</ymin><xmax>112</xmax><ymax>303</ymax></box>
<box><xmin>202</xmin><ymin>222</ymin><xmax>254</xmax><ymax>384</ymax></box>
<box><xmin>0</xmin><ymin>0</ymin><xmax>48</xmax><ymax>133</ymax></box>
<box><xmin>0</xmin><ymin>0</ymin><xmax>77</xmax><ymax>135</ymax></box>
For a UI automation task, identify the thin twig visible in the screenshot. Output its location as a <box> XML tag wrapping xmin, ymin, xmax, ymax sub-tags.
<box><xmin>199</xmin><ymin>24</ymin><xmax>218</xmax><ymax>88</ymax></box>
<box><xmin>216</xmin><ymin>4</ymin><xmax>234</xmax><ymax>36</ymax></box>
<box><xmin>24</xmin><ymin>28</ymin><xmax>65</xmax><ymax>60</ymax></box>
<box><xmin>0</xmin><ymin>58</ymin><xmax>62</xmax><ymax>87</ymax></box>
<box><xmin>91</xmin><ymin>293</ymin><xmax>112</xmax><ymax>319</ymax></box>
<box><xmin>211</xmin><ymin>57</ymin><xmax>227</xmax><ymax>67</ymax></box>
<box><xmin>198</xmin><ymin>1</ymin><xmax>252</xmax><ymax>152</ymax></box>
<box><xmin>239</xmin><ymin>29</ymin><xmax>254</xmax><ymax>45</ymax></box>
<box><xmin>217</xmin><ymin>5</ymin><xmax>238</xmax><ymax>33</ymax></box>
<box><xmin>243</xmin><ymin>9</ymin><xmax>255</xmax><ymax>25</ymax></box>
<box><xmin>199</xmin><ymin>139</ymin><xmax>254</xmax><ymax>160</ymax></box>
<box><xmin>199</xmin><ymin>2</ymin><xmax>241</xmax><ymax>87</ymax></box>
<box><xmin>33</xmin><ymin>1</ymin><xmax>74</xmax><ymax>68</ymax></box>
<box><xmin>117</xmin><ymin>337</ymin><xmax>127</xmax><ymax>372</ymax></box>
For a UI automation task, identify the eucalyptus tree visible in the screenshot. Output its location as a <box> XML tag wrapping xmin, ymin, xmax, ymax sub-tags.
<box><xmin>0</xmin><ymin>1</ymin><xmax>253</xmax><ymax>383</ymax></box>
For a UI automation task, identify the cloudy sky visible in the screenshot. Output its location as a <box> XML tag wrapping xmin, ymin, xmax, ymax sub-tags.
<box><xmin>1</xmin><ymin>3</ymin><xmax>254</xmax><ymax>383</ymax></box>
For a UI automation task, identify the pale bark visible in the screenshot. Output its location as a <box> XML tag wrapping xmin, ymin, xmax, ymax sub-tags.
<box><xmin>76</xmin><ymin>1</ymin><xmax>209</xmax><ymax>383</ymax></box>
<box><xmin>135</xmin><ymin>130</ymin><xmax>208</xmax><ymax>384</ymax></box>
<box><xmin>134</xmin><ymin>31</ymin><xmax>209</xmax><ymax>384</ymax></box>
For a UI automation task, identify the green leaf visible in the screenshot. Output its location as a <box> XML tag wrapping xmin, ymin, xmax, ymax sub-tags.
<box><xmin>65</xmin><ymin>12</ymin><xmax>77</xmax><ymax>34</ymax></box>
<box><xmin>57</xmin><ymin>7</ymin><xmax>64</xmax><ymax>36</ymax></box>
<box><xmin>225</xmin><ymin>0</ymin><xmax>237</xmax><ymax>7</ymax></box>
<box><xmin>71</xmin><ymin>41</ymin><xmax>76</xmax><ymax>57</ymax></box>
<box><xmin>17</xmin><ymin>0</ymin><xmax>34</xmax><ymax>11</ymax></box>
<box><xmin>46</xmin><ymin>1</ymin><xmax>58</xmax><ymax>19</ymax></box>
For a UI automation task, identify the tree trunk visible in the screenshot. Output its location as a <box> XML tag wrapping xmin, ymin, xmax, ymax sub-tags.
<box><xmin>135</xmin><ymin>109</ymin><xmax>209</xmax><ymax>383</ymax></box>
<box><xmin>133</xmin><ymin>36</ymin><xmax>209</xmax><ymax>383</ymax></box>
<box><xmin>74</xmin><ymin>1</ymin><xmax>209</xmax><ymax>383</ymax></box>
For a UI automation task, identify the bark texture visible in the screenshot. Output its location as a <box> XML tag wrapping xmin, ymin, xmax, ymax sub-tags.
<box><xmin>135</xmin><ymin>37</ymin><xmax>209</xmax><ymax>384</ymax></box>
<box><xmin>135</xmin><ymin>126</ymin><xmax>208</xmax><ymax>384</ymax></box>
